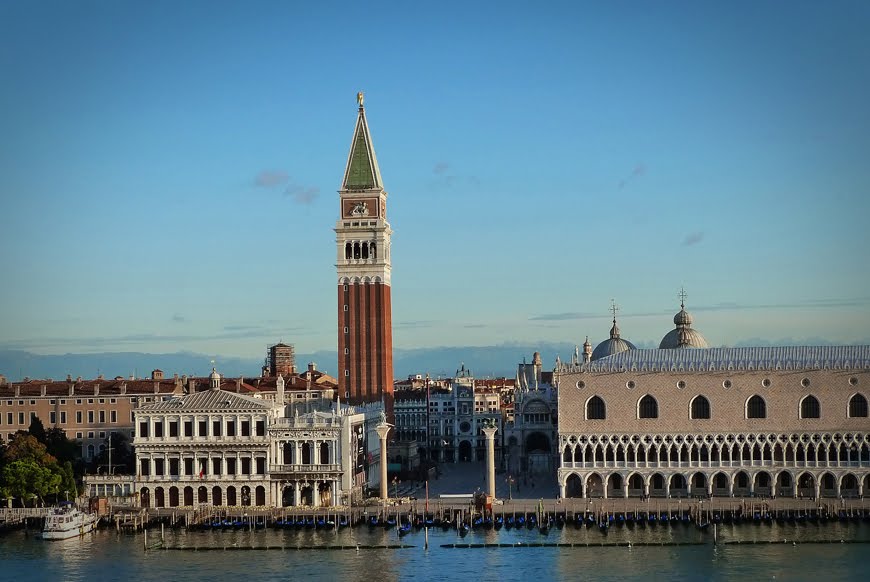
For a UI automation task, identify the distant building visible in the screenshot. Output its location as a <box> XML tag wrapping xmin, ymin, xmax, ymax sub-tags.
<box><xmin>265</xmin><ymin>343</ymin><xmax>296</xmax><ymax>377</ymax></box>
<box><xmin>556</xmin><ymin>301</ymin><xmax>870</xmax><ymax>499</ymax></box>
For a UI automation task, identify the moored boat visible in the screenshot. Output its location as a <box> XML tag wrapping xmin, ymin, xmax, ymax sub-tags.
<box><xmin>40</xmin><ymin>503</ymin><xmax>98</xmax><ymax>540</ymax></box>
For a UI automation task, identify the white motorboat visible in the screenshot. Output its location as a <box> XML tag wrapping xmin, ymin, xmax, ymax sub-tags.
<box><xmin>39</xmin><ymin>503</ymin><xmax>99</xmax><ymax>540</ymax></box>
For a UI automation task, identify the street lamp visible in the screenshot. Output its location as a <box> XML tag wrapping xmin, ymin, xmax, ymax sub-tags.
<box><xmin>506</xmin><ymin>475</ymin><xmax>515</xmax><ymax>500</ymax></box>
<box><xmin>392</xmin><ymin>476</ymin><xmax>399</xmax><ymax>500</ymax></box>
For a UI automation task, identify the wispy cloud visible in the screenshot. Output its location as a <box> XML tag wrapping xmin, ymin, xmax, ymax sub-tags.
<box><xmin>682</xmin><ymin>231</ymin><xmax>704</xmax><ymax>246</ymax></box>
<box><xmin>0</xmin><ymin>325</ymin><xmax>308</xmax><ymax>352</ymax></box>
<box><xmin>431</xmin><ymin>161</ymin><xmax>480</xmax><ymax>189</ymax></box>
<box><xmin>618</xmin><ymin>162</ymin><xmax>646</xmax><ymax>189</ymax></box>
<box><xmin>529</xmin><ymin>296</ymin><xmax>870</xmax><ymax>321</ymax></box>
<box><xmin>254</xmin><ymin>170</ymin><xmax>289</xmax><ymax>188</ymax></box>
<box><xmin>171</xmin><ymin>314</ymin><xmax>186</xmax><ymax>323</ymax></box>
<box><xmin>284</xmin><ymin>183</ymin><xmax>320</xmax><ymax>205</ymax></box>
<box><xmin>394</xmin><ymin>320</ymin><xmax>439</xmax><ymax>329</ymax></box>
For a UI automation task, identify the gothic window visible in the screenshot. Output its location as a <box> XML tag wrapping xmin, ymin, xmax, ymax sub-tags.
<box><xmin>345</xmin><ymin>242</ymin><xmax>352</xmax><ymax>259</ymax></box>
<box><xmin>747</xmin><ymin>395</ymin><xmax>767</xmax><ymax>419</ymax></box>
<box><xmin>353</xmin><ymin>242</ymin><xmax>361</xmax><ymax>259</ymax></box>
<box><xmin>362</xmin><ymin>242</ymin><xmax>369</xmax><ymax>259</ymax></box>
<box><xmin>690</xmin><ymin>395</ymin><xmax>711</xmax><ymax>419</ymax></box>
<box><xmin>849</xmin><ymin>393</ymin><xmax>868</xmax><ymax>417</ymax></box>
<box><xmin>586</xmin><ymin>396</ymin><xmax>606</xmax><ymax>420</ymax></box>
<box><xmin>638</xmin><ymin>395</ymin><xmax>658</xmax><ymax>419</ymax></box>
<box><xmin>800</xmin><ymin>395</ymin><xmax>820</xmax><ymax>419</ymax></box>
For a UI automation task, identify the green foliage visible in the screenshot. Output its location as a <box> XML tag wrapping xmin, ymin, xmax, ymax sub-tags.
<box><xmin>28</xmin><ymin>416</ymin><xmax>47</xmax><ymax>444</ymax></box>
<box><xmin>0</xmin><ymin>431</ymin><xmax>80</xmax><ymax>505</ymax></box>
<box><xmin>0</xmin><ymin>459</ymin><xmax>62</xmax><ymax>506</ymax></box>
<box><xmin>90</xmin><ymin>431</ymin><xmax>135</xmax><ymax>474</ymax></box>
<box><xmin>45</xmin><ymin>427</ymin><xmax>80</xmax><ymax>467</ymax></box>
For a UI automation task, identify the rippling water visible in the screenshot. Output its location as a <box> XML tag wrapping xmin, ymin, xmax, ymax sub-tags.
<box><xmin>2</xmin><ymin>521</ymin><xmax>868</xmax><ymax>582</ymax></box>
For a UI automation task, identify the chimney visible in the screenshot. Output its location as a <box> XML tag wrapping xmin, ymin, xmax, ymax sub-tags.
<box><xmin>66</xmin><ymin>374</ymin><xmax>72</xmax><ymax>382</ymax></box>
<box><xmin>40</xmin><ymin>385</ymin><xmax>46</xmax><ymax>397</ymax></box>
<box><xmin>236</xmin><ymin>377</ymin><xmax>241</xmax><ymax>394</ymax></box>
<box><xmin>68</xmin><ymin>383</ymin><xmax>74</xmax><ymax>396</ymax></box>
<box><xmin>15</xmin><ymin>386</ymin><xmax>20</xmax><ymax>397</ymax></box>
<box><xmin>94</xmin><ymin>384</ymin><xmax>100</xmax><ymax>397</ymax></box>
<box><xmin>153</xmin><ymin>382</ymin><xmax>159</xmax><ymax>394</ymax></box>
<box><xmin>120</xmin><ymin>383</ymin><xmax>127</xmax><ymax>395</ymax></box>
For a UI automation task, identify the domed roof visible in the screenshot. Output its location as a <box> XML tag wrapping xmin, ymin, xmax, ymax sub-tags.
<box><xmin>591</xmin><ymin>318</ymin><xmax>637</xmax><ymax>361</ymax></box>
<box><xmin>674</xmin><ymin>307</ymin><xmax>693</xmax><ymax>326</ymax></box>
<box><xmin>659</xmin><ymin>294</ymin><xmax>708</xmax><ymax>349</ymax></box>
<box><xmin>659</xmin><ymin>326</ymin><xmax>708</xmax><ymax>349</ymax></box>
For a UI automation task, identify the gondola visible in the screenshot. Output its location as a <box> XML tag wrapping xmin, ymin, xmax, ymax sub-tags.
<box><xmin>458</xmin><ymin>523</ymin><xmax>469</xmax><ymax>537</ymax></box>
<box><xmin>494</xmin><ymin>516</ymin><xmax>503</xmax><ymax>530</ymax></box>
<box><xmin>398</xmin><ymin>522</ymin><xmax>412</xmax><ymax>537</ymax></box>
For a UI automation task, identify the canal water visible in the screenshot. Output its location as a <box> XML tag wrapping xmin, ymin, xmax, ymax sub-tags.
<box><xmin>2</xmin><ymin>521</ymin><xmax>868</xmax><ymax>581</ymax></box>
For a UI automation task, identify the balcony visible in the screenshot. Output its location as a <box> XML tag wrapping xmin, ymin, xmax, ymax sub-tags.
<box><xmin>271</xmin><ymin>464</ymin><xmax>341</xmax><ymax>474</ymax></box>
<box><xmin>270</xmin><ymin>417</ymin><xmax>339</xmax><ymax>429</ymax></box>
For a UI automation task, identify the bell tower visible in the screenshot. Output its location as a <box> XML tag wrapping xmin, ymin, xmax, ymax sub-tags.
<box><xmin>335</xmin><ymin>93</ymin><xmax>394</xmax><ymax>411</ymax></box>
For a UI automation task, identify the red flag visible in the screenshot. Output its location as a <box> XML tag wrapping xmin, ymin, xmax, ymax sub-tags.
<box><xmin>199</xmin><ymin>467</ymin><xmax>204</xmax><ymax>479</ymax></box>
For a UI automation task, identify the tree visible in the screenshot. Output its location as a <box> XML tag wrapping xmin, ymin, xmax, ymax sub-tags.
<box><xmin>90</xmin><ymin>431</ymin><xmax>135</xmax><ymax>474</ymax></box>
<box><xmin>28</xmin><ymin>416</ymin><xmax>47</xmax><ymax>444</ymax></box>
<box><xmin>44</xmin><ymin>427</ymin><xmax>80</xmax><ymax>467</ymax></box>
<box><xmin>4</xmin><ymin>433</ymin><xmax>55</xmax><ymax>466</ymax></box>
<box><xmin>0</xmin><ymin>459</ymin><xmax>61</xmax><ymax>507</ymax></box>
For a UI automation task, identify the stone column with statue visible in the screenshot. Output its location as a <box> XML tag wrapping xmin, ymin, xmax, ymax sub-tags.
<box><xmin>482</xmin><ymin>420</ymin><xmax>498</xmax><ymax>499</ymax></box>
<box><xmin>376</xmin><ymin>411</ymin><xmax>392</xmax><ymax>500</ymax></box>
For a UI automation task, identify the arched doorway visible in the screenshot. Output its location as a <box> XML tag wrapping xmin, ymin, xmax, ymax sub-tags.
<box><xmin>649</xmin><ymin>473</ymin><xmax>666</xmax><ymax>497</ymax></box>
<box><xmin>301</xmin><ymin>484</ymin><xmax>314</xmax><ymax>506</ymax></box>
<box><xmin>797</xmin><ymin>472</ymin><xmax>815</xmax><ymax>498</ymax></box>
<box><xmin>840</xmin><ymin>474</ymin><xmax>859</xmax><ymax>498</ymax></box>
<box><xmin>458</xmin><ymin>440</ymin><xmax>473</xmax><ymax>462</ymax></box>
<box><xmin>212</xmin><ymin>486</ymin><xmax>222</xmax><ymax>506</ymax></box>
<box><xmin>140</xmin><ymin>487</ymin><xmax>150</xmax><ymax>509</ymax></box>
<box><xmin>607</xmin><ymin>473</ymin><xmax>624</xmax><ymax>497</ymax></box>
<box><xmin>712</xmin><ymin>472</ymin><xmax>729</xmax><ymax>497</ymax></box>
<box><xmin>525</xmin><ymin>432</ymin><xmax>551</xmax><ymax>473</ymax></box>
<box><xmin>754</xmin><ymin>472</ymin><xmax>772</xmax><ymax>496</ymax></box>
<box><xmin>282</xmin><ymin>485</ymin><xmax>295</xmax><ymax>507</ymax></box>
<box><xmin>197</xmin><ymin>486</ymin><xmax>208</xmax><ymax>504</ymax></box>
<box><xmin>226</xmin><ymin>486</ymin><xmax>237</xmax><ymax>506</ymax></box>
<box><xmin>283</xmin><ymin>442</ymin><xmax>294</xmax><ymax>464</ymax></box>
<box><xmin>318</xmin><ymin>482</ymin><xmax>332</xmax><ymax>507</ymax></box>
<box><xmin>565</xmin><ymin>474</ymin><xmax>582</xmax><ymax>497</ymax></box>
<box><xmin>183</xmin><ymin>486</ymin><xmax>194</xmax><ymax>506</ymax></box>
<box><xmin>154</xmin><ymin>487</ymin><xmax>165</xmax><ymax>508</ymax></box>
<box><xmin>775</xmin><ymin>472</ymin><xmax>793</xmax><ymax>497</ymax></box>
<box><xmin>256</xmin><ymin>486</ymin><xmax>266</xmax><ymax>506</ymax></box>
<box><xmin>820</xmin><ymin>472</ymin><xmax>837</xmax><ymax>498</ymax></box>
<box><xmin>669</xmin><ymin>474</ymin><xmax>687</xmax><ymax>497</ymax></box>
<box><xmin>733</xmin><ymin>471</ymin><xmax>750</xmax><ymax>497</ymax></box>
<box><xmin>628</xmin><ymin>473</ymin><xmax>644</xmax><ymax>497</ymax></box>
<box><xmin>586</xmin><ymin>473</ymin><xmax>604</xmax><ymax>497</ymax></box>
<box><xmin>691</xmin><ymin>472</ymin><xmax>707</xmax><ymax>495</ymax></box>
<box><xmin>241</xmin><ymin>486</ymin><xmax>251</xmax><ymax>506</ymax></box>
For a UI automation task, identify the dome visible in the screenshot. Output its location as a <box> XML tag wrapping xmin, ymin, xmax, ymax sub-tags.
<box><xmin>591</xmin><ymin>319</ymin><xmax>637</xmax><ymax>361</ymax></box>
<box><xmin>659</xmin><ymin>297</ymin><xmax>708</xmax><ymax>349</ymax></box>
<box><xmin>674</xmin><ymin>308</ymin><xmax>693</xmax><ymax>326</ymax></box>
<box><xmin>659</xmin><ymin>326</ymin><xmax>708</xmax><ymax>349</ymax></box>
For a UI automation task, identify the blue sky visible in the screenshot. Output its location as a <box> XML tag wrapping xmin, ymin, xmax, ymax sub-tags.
<box><xmin>1</xmin><ymin>0</ymin><xmax>869</xmax><ymax>361</ymax></box>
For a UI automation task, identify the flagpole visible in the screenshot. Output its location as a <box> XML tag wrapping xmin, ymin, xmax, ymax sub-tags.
<box><xmin>424</xmin><ymin>481</ymin><xmax>429</xmax><ymax>550</ymax></box>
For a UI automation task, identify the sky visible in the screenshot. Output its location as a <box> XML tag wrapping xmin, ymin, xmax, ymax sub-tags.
<box><xmin>1</xmin><ymin>0</ymin><xmax>869</xmax><ymax>363</ymax></box>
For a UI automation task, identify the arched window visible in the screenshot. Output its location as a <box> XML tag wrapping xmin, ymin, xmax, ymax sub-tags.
<box><xmin>586</xmin><ymin>396</ymin><xmax>606</xmax><ymax>420</ymax></box>
<box><xmin>690</xmin><ymin>395</ymin><xmax>710</xmax><ymax>419</ymax></box>
<box><xmin>849</xmin><ymin>394</ymin><xmax>868</xmax><ymax>418</ymax></box>
<box><xmin>345</xmin><ymin>242</ymin><xmax>351</xmax><ymax>259</ymax></box>
<box><xmin>800</xmin><ymin>395</ymin><xmax>820</xmax><ymax>419</ymax></box>
<box><xmin>747</xmin><ymin>395</ymin><xmax>766</xmax><ymax>419</ymax></box>
<box><xmin>371</xmin><ymin>242</ymin><xmax>377</xmax><ymax>259</ymax></box>
<box><xmin>638</xmin><ymin>395</ymin><xmax>658</xmax><ymax>419</ymax></box>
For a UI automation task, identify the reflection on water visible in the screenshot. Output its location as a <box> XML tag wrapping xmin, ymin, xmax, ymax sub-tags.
<box><xmin>1</xmin><ymin>521</ymin><xmax>868</xmax><ymax>582</ymax></box>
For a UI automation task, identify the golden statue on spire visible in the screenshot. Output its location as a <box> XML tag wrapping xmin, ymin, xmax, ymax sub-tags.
<box><xmin>357</xmin><ymin>91</ymin><xmax>364</xmax><ymax>107</ymax></box>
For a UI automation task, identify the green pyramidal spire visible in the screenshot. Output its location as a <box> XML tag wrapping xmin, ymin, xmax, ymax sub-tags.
<box><xmin>341</xmin><ymin>94</ymin><xmax>383</xmax><ymax>191</ymax></box>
